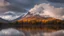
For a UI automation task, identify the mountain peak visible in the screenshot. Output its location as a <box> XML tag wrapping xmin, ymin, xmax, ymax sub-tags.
<box><xmin>18</xmin><ymin>12</ymin><xmax>61</xmax><ymax>22</ymax></box>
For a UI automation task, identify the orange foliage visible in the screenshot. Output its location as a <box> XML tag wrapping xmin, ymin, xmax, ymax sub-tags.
<box><xmin>18</xmin><ymin>16</ymin><xmax>62</xmax><ymax>24</ymax></box>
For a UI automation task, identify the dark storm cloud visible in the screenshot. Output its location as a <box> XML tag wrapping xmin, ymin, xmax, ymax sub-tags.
<box><xmin>5</xmin><ymin>0</ymin><xmax>64</xmax><ymax>12</ymax></box>
<box><xmin>5</xmin><ymin>0</ymin><xmax>48</xmax><ymax>12</ymax></box>
<box><xmin>5</xmin><ymin>0</ymin><xmax>48</xmax><ymax>8</ymax></box>
<box><xmin>7</xmin><ymin>5</ymin><xmax>27</xmax><ymax>12</ymax></box>
<box><xmin>5</xmin><ymin>0</ymin><xmax>37</xmax><ymax>12</ymax></box>
<box><xmin>5</xmin><ymin>0</ymin><xmax>35</xmax><ymax>8</ymax></box>
<box><xmin>47</xmin><ymin>0</ymin><xmax>64</xmax><ymax>3</ymax></box>
<box><xmin>5</xmin><ymin>0</ymin><xmax>32</xmax><ymax>12</ymax></box>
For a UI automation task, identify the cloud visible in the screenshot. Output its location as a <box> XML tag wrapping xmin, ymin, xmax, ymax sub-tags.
<box><xmin>5</xmin><ymin>0</ymin><xmax>35</xmax><ymax>8</ymax></box>
<box><xmin>4</xmin><ymin>0</ymin><xmax>64</xmax><ymax>10</ymax></box>
<box><xmin>29</xmin><ymin>3</ymin><xmax>64</xmax><ymax>20</ymax></box>
<box><xmin>5</xmin><ymin>0</ymin><xmax>49</xmax><ymax>8</ymax></box>
<box><xmin>0</xmin><ymin>0</ymin><xmax>29</xmax><ymax>21</ymax></box>
<box><xmin>47</xmin><ymin>0</ymin><xmax>64</xmax><ymax>3</ymax></box>
<box><xmin>0</xmin><ymin>15</ymin><xmax>19</xmax><ymax>21</ymax></box>
<box><xmin>0</xmin><ymin>11</ymin><xmax>27</xmax><ymax>21</ymax></box>
<box><xmin>0</xmin><ymin>0</ymin><xmax>28</xmax><ymax>14</ymax></box>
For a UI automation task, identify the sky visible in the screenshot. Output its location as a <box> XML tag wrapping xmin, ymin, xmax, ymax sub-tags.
<box><xmin>0</xmin><ymin>0</ymin><xmax>64</xmax><ymax>20</ymax></box>
<box><xmin>47</xmin><ymin>0</ymin><xmax>64</xmax><ymax>3</ymax></box>
<box><xmin>5</xmin><ymin>0</ymin><xmax>64</xmax><ymax>8</ymax></box>
<box><xmin>28</xmin><ymin>0</ymin><xmax>64</xmax><ymax>20</ymax></box>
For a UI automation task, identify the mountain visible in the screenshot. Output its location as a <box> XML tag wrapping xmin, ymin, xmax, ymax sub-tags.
<box><xmin>18</xmin><ymin>12</ymin><xmax>62</xmax><ymax>23</ymax></box>
<box><xmin>0</xmin><ymin>12</ymin><xmax>62</xmax><ymax>24</ymax></box>
<box><xmin>0</xmin><ymin>18</ymin><xmax>9</xmax><ymax>23</ymax></box>
<box><xmin>0</xmin><ymin>5</ymin><xmax>28</xmax><ymax>22</ymax></box>
<box><xmin>16</xmin><ymin>12</ymin><xmax>64</xmax><ymax>30</ymax></box>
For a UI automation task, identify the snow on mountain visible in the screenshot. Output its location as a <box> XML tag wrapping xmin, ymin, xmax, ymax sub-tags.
<box><xmin>0</xmin><ymin>11</ymin><xmax>28</xmax><ymax>22</ymax></box>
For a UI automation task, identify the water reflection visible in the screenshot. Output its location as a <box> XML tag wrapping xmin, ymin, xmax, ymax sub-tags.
<box><xmin>0</xmin><ymin>28</ymin><xmax>64</xmax><ymax>36</ymax></box>
<box><xmin>0</xmin><ymin>28</ymin><xmax>25</xmax><ymax>36</ymax></box>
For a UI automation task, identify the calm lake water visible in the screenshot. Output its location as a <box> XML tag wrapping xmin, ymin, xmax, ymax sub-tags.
<box><xmin>0</xmin><ymin>28</ymin><xmax>64</xmax><ymax>36</ymax></box>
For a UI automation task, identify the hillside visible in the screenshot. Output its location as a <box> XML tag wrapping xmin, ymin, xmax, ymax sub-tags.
<box><xmin>15</xmin><ymin>14</ymin><xmax>64</xmax><ymax>31</ymax></box>
<box><xmin>0</xmin><ymin>13</ymin><xmax>63</xmax><ymax>31</ymax></box>
<box><xmin>18</xmin><ymin>14</ymin><xmax>62</xmax><ymax>24</ymax></box>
